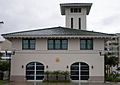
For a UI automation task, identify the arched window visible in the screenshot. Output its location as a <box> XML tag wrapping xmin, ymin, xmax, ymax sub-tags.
<box><xmin>26</xmin><ymin>62</ymin><xmax>44</xmax><ymax>80</ymax></box>
<box><xmin>70</xmin><ymin>62</ymin><xmax>89</xmax><ymax>80</ymax></box>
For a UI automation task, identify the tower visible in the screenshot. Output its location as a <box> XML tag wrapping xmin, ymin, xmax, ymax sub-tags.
<box><xmin>60</xmin><ymin>3</ymin><xmax>92</xmax><ymax>30</ymax></box>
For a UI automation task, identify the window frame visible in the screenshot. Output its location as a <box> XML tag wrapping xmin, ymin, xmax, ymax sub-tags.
<box><xmin>79</xmin><ymin>18</ymin><xmax>81</xmax><ymax>29</ymax></box>
<box><xmin>48</xmin><ymin>39</ymin><xmax>68</xmax><ymax>50</ymax></box>
<box><xmin>80</xmin><ymin>39</ymin><xmax>93</xmax><ymax>50</ymax></box>
<box><xmin>22</xmin><ymin>39</ymin><xmax>36</xmax><ymax>50</ymax></box>
<box><xmin>71</xmin><ymin>18</ymin><xmax>73</xmax><ymax>28</ymax></box>
<box><xmin>70</xmin><ymin>8</ymin><xmax>81</xmax><ymax>13</ymax></box>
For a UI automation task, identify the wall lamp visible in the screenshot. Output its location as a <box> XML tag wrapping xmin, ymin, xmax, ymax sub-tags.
<box><xmin>22</xmin><ymin>65</ymin><xmax>24</xmax><ymax>69</ymax></box>
<box><xmin>12</xmin><ymin>50</ymin><xmax>15</xmax><ymax>55</ymax></box>
<box><xmin>46</xmin><ymin>65</ymin><xmax>48</xmax><ymax>69</ymax></box>
<box><xmin>99</xmin><ymin>50</ymin><xmax>105</xmax><ymax>56</ymax></box>
<box><xmin>91</xmin><ymin>65</ymin><xmax>94</xmax><ymax>69</ymax></box>
<box><xmin>66</xmin><ymin>65</ymin><xmax>69</xmax><ymax>69</ymax></box>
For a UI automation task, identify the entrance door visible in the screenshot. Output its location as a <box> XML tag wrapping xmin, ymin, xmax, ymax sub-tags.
<box><xmin>26</xmin><ymin>62</ymin><xmax>44</xmax><ymax>80</ymax></box>
<box><xmin>70</xmin><ymin>62</ymin><xmax>89</xmax><ymax>81</ymax></box>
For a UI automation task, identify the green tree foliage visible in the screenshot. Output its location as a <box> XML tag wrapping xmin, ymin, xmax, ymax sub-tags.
<box><xmin>0</xmin><ymin>53</ymin><xmax>3</xmax><ymax>60</ymax></box>
<box><xmin>105</xmin><ymin>54</ymin><xmax>119</xmax><ymax>77</ymax></box>
<box><xmin>44</xmin><ymin>71</ymin><xmax>70</xmax><ymax>82</ymax></box>
<box><xmin>0</xmin><ymin>61</ymin><xmax>10</xmax><ymax>71</ymax></box>
<box><xmin>105</xmin><ymin>55</ymin><xmax>118</xmax><ymax>67</ymax></box>
<box><xmin>0</xmin><ymin>52</ymin><xmax>10</xmax><ymax>71</ymax></box>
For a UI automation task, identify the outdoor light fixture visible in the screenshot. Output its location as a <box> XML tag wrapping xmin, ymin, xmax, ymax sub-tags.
<box><xmin>12</xmin><ymin>50</ymin><xmax>15</xmax><ymax>55</ymax></box>
<box><xmin>99</xmin><ymin>50</ymin><xmax>104</xmax><ymax>56</ymax></box>
<box><xmin>91</xmin><ymin>65</ymin><xmax>94</xmax><ymax>69</ymax></box>
<box><xmin>46</xmin><ymin>65</ymin><xmax>48</xmax><ymax>69</ymax></box>
<box><xmin>66</xmin><ymin>65</ymin><xmax>69</xmax><ymax>69</ymax></box>
<box><xmin>22</xmin><ymin>65</ymin><xmax>24</xmax><ymax>69</ymax></box>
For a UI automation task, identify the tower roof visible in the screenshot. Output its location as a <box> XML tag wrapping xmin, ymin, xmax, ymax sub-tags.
<box><xmin>60</xmin><ymin>3</ymin><xmax>92</xmax><ymax>15</ymax></box>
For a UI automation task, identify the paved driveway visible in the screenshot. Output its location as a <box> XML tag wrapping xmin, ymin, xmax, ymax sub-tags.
<box><xmin>3</xmin><ymin>82</ymin><xmax>120</xmax><ymax>85</ymax></box>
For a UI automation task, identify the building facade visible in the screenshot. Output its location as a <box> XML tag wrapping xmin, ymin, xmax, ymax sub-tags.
<box><xmin>116</xmin><ymin>34</ymin><xmax>120</xmax><ymax>65</ymax></box>
<box><xmin>2</xmin><ymin>3</ymin><xmax>113</xmax><ymax>82</ymax></box>
<box><xmin>2</xmin><ymin>27</ymin><xmax>112</xmax><ymax>82</ymax></box>
<box><xmin>0</xmin><ymin>39</ymin><xmax>11</xmax><ymax>51</ymax></box>
<box><xmin>0</xmin><ymin>40</ymin><xmax>12</xmax><ymax>59</ymax></box>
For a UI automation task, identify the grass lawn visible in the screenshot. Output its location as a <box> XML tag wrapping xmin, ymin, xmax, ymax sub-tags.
<box><xmin>0</xmin><ymin>80</ymin><xmax>10</xmax><ymax>84</ymax></box>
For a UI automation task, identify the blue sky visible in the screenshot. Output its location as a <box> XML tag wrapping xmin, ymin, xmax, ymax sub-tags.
<box><xmin>0</xmin><ymin>0</ymin><xmax>120</xmax><ymax>37</ymax></box>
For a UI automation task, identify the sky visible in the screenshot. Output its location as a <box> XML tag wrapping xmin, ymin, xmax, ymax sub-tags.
<box><xmin>0</xmin><ymin>0</ymin><xmax>120</xmax><ymax>39</ymax></box>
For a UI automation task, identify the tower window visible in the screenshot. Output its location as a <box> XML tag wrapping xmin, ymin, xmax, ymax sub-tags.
<box><xmin>74</xmin><ymin>8</ymin><xmax>78</xmax><ymax>12</ymax></box>
<box><xmin>79</xmin><ymin>18</ymin><xmax>81</xmax><ymax>29</ymax></box>
<box><xmin>71</xmin><ymin>18</ymin><xmax>73</xmax><ymax>28</ymax></box>
<box><xmin>70</xmin><ymin>8</ymin><xmax>73</xmax><ymax>13</ymax></box>
<box><xmin>70</xmin><ymin>8</ymin><xmax>81</xmax><ymax>13</ymax></box>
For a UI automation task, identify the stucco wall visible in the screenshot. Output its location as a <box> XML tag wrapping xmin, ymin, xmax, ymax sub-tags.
<box><xmin>36</xmin><ymin>39</ymin><xmax>47</xmax><ymax>50</ymax></box>
<box><xmin>10</xmin><ymin>38</ymin><xmax>105</xmax><ymax>82</ymax></box>
<box><xmin>11</xmin><ymin>38</ymin><xmax>105</xmax><ymax>51</ymax></box>
<box><xmin>65</xmin><ymin>8</ymin><xmax>87</xmax><ymax>30</ymax></box>
<box><xmin>11</xmin><ymin>39</ymin><xmax>22</xmax><ymax>50</ymax></box>
<box><xmin>11</xmin><ymin>51</ymin><xmax>104</xmax><ymax>76</ymax></box>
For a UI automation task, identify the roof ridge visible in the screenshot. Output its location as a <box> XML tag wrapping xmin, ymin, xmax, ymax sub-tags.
<box><xmin>2</xmin><ymin>26</ymin><xmax>62</xmax><ymax>36</ymax></box>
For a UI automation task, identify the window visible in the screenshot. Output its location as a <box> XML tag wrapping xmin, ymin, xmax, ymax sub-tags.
<box><xmin>80</xmin><ymin>39</ymin><xmax>93</xmax><ymax>50</ymax></box>
<box><xmin>48</xmin><ymin>40</ymin><xmax>54</xmax><ymax>49</ymax></box>
<box><xmin>70</xmin><ymin>62</ymin><xmax>89</xmax><ymax>80</ymax></box>
<box><xmin>22</xmin><ymin>39</ymin><xmax>35</xmax><ymax>50</ymax></box>
<box><xmin>79</xmin><ymin>18</ymin><xmax>81</xmax><ymax>29</ymax></box>
<box><xmin>70</xmin><ymin>8</ymin><xmax>81</xmax><ymax>13</ymax></box>
<box><xmin>26</xmin><ymin>62</ymin><xmax>44</xmax><ymax>80</ymax></box>
<box><xmin>55</xmin><ymin>40</ymin><xmax>61</xmax><ymax>49</ymax></box>
<box><xmin>48</xmin><ymin>39</ymin><xmax>68</xmax><ymax>50</ymax></box>
<box><xmin>61</xmin><ymin>40</ymin><xmax>68</xmax><ymax>49</ymax></box>
<box><xmin>71</xmin><ymin>18</ymin><xmax>73</xmax><ymax>28</ymax></box>
<box><xmin>70</xmin><ymin>8</ymin><xmax>73</xmax><ymax>13</ymax></box>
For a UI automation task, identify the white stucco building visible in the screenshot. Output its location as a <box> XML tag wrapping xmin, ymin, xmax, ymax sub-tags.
<box><xmin>2</xmin><ymin>3</ymin><xmax>113</xmax><ymax>82</ymax></box>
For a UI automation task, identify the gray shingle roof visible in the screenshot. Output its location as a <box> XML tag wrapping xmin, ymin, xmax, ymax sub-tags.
<box><xmin>2</xmin><ymin>27</ymin><xmax>113</xmax><ymax>38</ymax></box>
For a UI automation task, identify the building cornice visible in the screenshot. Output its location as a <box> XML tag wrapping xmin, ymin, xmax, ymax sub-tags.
<box><xmin>4</xmin><ymin>35</ymin><xmax>113</xmax><ymax>39</ymax></box>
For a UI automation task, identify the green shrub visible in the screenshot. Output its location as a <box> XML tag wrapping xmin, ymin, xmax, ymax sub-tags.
<box><xmin>0</xmin><ymin>80</ymin><xmax>10</xmax><ymax>84</ymax></box>
<box><xmin>43</xmin><ymin>71</ymin><xmax>70</xmax><ymax>82</ymax></box>
<box><xmin>106</xmin><ymin>73</ymin><xmax>120</xmax><ymax>82</ymax></box>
